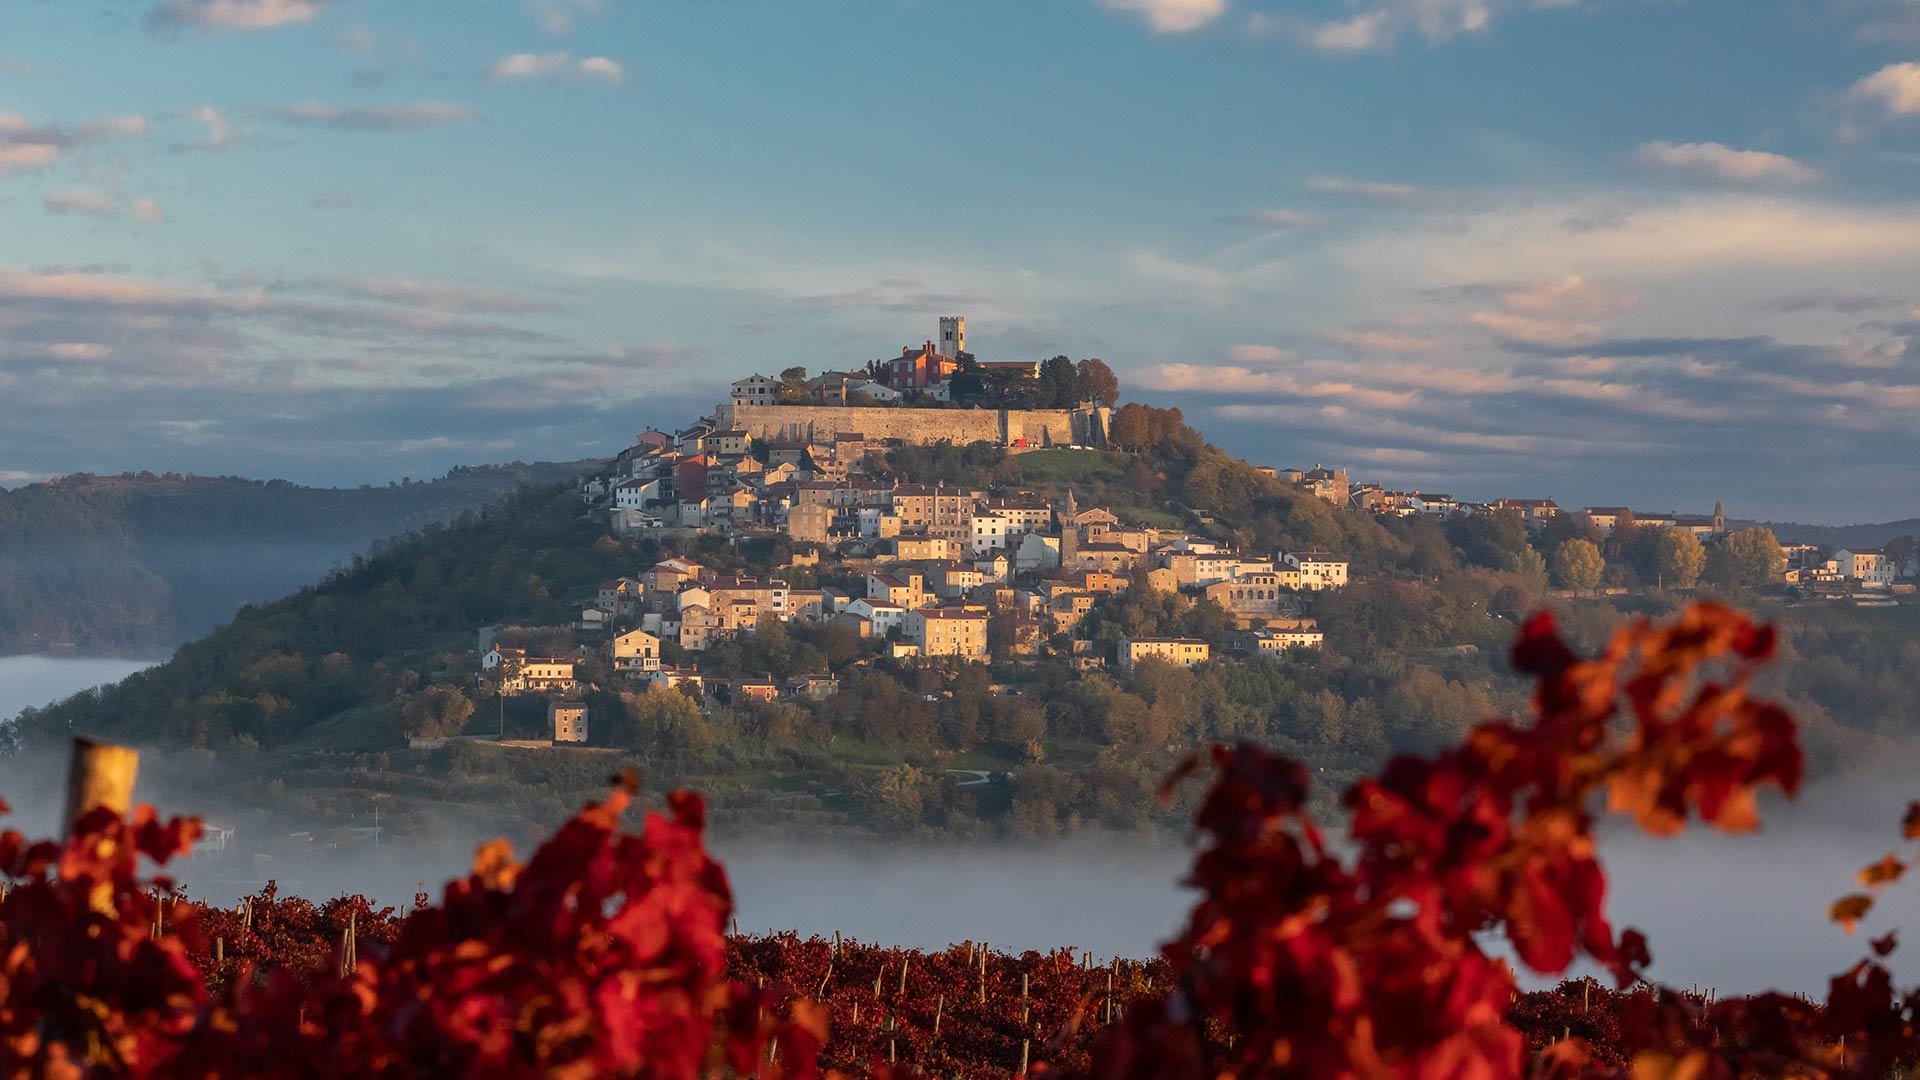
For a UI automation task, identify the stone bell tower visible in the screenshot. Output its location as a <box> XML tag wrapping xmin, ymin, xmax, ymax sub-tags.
<box><xmin>938</xmin><ymin>315</ymin><xmax>965</xmax><ymax>358</ymax></box>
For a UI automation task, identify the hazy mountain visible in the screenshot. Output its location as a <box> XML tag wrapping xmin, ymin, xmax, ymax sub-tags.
<box><xmin>1749</xmin><ymin>519</ymin><xmax>1920</xmax><ymax>550</ymax></box>
<box><xmin>0</xmin><ymin>462</ymin><xmax>599</xmax><ymax>656</ymax></box>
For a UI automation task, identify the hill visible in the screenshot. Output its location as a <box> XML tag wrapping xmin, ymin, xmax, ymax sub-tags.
<box><xmin>0</xmin><ymin>462</ymin><xmax>598</xmax><ymax>656</ymax></box>
<box><xmin>1756</xmin><ymin>517</ymin><xmax>1920</xmax><ymax>550</ymax></box>
<box><xmin>7</xmin><ymin>413</ymin><xmax>1917</xmax><ymax>848</ymax></box>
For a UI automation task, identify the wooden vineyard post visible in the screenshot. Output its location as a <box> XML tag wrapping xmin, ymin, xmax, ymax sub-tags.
<box><xmin>63</xmin><ymin>737</ymin><xmax>139</xmax><ymax>837</ymax></box>
<box><xmin>933</xmin><ymin>994</ymin><xmax>944</xmax><ymax>1038</ymax></box>
<box><xmin>1020</xmin><ymin>1039</ymin><xmax>1030</xmax><ymax>1077</ymax></box>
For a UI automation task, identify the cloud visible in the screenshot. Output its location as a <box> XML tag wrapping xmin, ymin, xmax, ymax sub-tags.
<box><xmin>42</xmin><ymin>189</ymin><xmax>117</xmax><ymax>218</ymax></box>
<box><xmin>0</xmin><ymin>144</ymin><xmax>59</xmax><ymax>175</ymax></box>
<box><xmin>269</xmin><ymin>102</ymin><xmax>477</xmax><ymax>131</ymax></box>
<box><xmin>1227</xmin><ymin>344</ymin><xmax>1289</xmax><ymax>363</ymax></box>
<box><xmin>1327</xmin><ymin>326</ymin><xmax>1442</xmax><ymax>353</ymax></box>
<box><xmin>1307</xmin><ymin>175</ymin><xmax>1426</xmax><ymax>203</ymax></box>
<box><xmin>1336</xmin><ymin>194</ymin><xmax>1920</xmax><ymax>284</ymax></box>
<box><xmin>1451</xmin><ymin>275</ymin><xmax>1637</xmax><ymax>347</ymax></box>
<box><xmin>525</xmin><ymin>0</ymin><xmax>606</xmax><ymax>34</ymax></box>
<box><xmin>310</xmin><ymin>190</ymin><xmax>352</xmax><ymax>210</ymax></box>
<box><xmin>1851</xmin><ymin>61</ymin><xmax>1920</xmax><ymax>117</ymax></box>
<box><xmin>1242</xmin><ymin>208</ymin><xmax>1318</xmax><ymax>229</ymax></box>
<box><xmin>1096</xmin><ymin>0</ymin><xmax>1227</xmax><ymax>33</ymax></box>
<box><xmin>1634</xmin><ymin>141</ymin><xmax>1821</xmax><ymax>186</ymax></box>
<box><xmin>1305</xmin><ymin>11</ymin><xmax>1391</xmax><ymax>51</ymax></box>
<box><xmin>171</xmin><ymin>105</ymin><xmax>231</xmax><ymax>152</ymax></box>
<box><xmin>1277</xmin><ymin>0</ymin><xmax>1586</xmax><ymax>55</ymax></box>
<box><xmin>485</xmin><ymin>52</ymin><xmax>625</xmax><ymax>84</ymax></box>
<box><xmin>287</xmin><ymin>275</ymin><xmax>566</xmax><ymax>315</ymax></box>
<box><xmin>130</xmin><ymin>198</ymin><xmax>168</xmax><ymax>223</ymax></box>
<box><xmin>149</xmin><ymin>0</ymin><xmax>326</xmax><ymax>32</ymax></box>
<box><xmin>0</xmin><ymin>112</ymin><xmax>149</xmax><ymax>174</ymax></box>
<box><xmin>331</xmin><ymin>23</ymin><xmax>379</xmax><ymax>55</ymax></box>
<box><xmin>1770</xmin><ymin>291</ymin><xmax>1902</xmax><ymax>316</ymax></box>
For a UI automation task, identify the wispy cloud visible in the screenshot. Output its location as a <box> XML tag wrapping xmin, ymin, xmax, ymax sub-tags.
<box><xmin>1272</xmin><ymin>0</ymin><xmax>1590</xmax><ymax>55</ymax></box>
<box><xmin>525</xmin><ymin>0</ymin><xmax>606</xmax><ymax>35</ymax></box>
<box><xmin>42</xmin><ymin>189</ymin><xmax>116</xmax><ymax>218</ymax></box>
<box><xmin>1306</xmin><ymin>175</ymin><xmax>1427</xmax><ymax>204</ymax></box>
<box><xmin>1236</xmin><ymin>207</ymin><xmax>1319</xmax><ymax>229</ymax></box>
<box><xmin>1227</xmin><ymin>344</ymin><xmax>1288</xmax><ymax>363</ymax></box>
<box><xmin>285</xmin><ymin>275</ymin><xmax>567</xmax><ymax>315</ymax></box>
<box><xmin>1634</xmin><ymin>140</ymin><xmax>1821</xmax><ymax>186</ymax></box>
<box><xmin>148</xmin><ymin>0</ymin><xmax>327</xmax><ymax>33</ymax></box>
<box><xmin>268</xmin><ymin>102</ymin><xmax>476</xmax><ymax>131</ymax></box>
<box><xmin>43</xmin><ymin>189</ymin><xmax>163</xmax><ymax>223</ymax></box>
<box><xmin>1095</xmin><ymin>0</ymin><xmax>1227</xmax><ymax>34</ymax></box>
<box><xmin>0</xmin><ymin>111</ymin><xmax>148</xmax><ymax>175</ymax></box>
<box><xmin>170</xmin><ymin>105</ymin><xmax>231</xmax><ymax>152</ymax></box>
<box><xmin>1327</xmin><ymin>325</ymin><xmax>1442</xmax><ymax>353</ymax></box>
<box><xmin>484</xmin><ymin>52</ymin><xmax>625</xmax><ymax>84</ymax></box>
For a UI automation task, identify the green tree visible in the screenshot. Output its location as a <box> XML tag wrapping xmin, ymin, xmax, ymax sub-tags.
<box><xmin>1653</xmin><ymin>528</ymin><xmax>1707</xmax><ymax>589</ymax></box>
<box><xmin>1037</xmin><ymin>355</ymin><xmax>1080</xmax><ymax>408</ymax></box>
<box><xmin>1723</xmin><ymin>526</ymin><xmax>1787</xmax><ymax>589</ymax></box>
<box><xmin>1076</xmin><ymin>358</ymin><xmax>1120</xmax><ymax>406</ymax></box>
<box><xmin>776</xmin><ymin>366</ymin><xmax>810</xmax><ymax>403</ymax></box>
<box><xmin>1551</xmin><ymin>539</ymin><xmax>1605</xmax><ymax>595</ymax></box>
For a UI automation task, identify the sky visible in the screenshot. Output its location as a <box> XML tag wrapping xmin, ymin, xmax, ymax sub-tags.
<box><xmin>3</xmin><ymin>0</ymin><xmax>1920</xmax><ymax>522</ymax></box>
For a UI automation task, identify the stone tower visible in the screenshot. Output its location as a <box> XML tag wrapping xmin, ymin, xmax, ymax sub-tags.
<box><xmin>938</xmin><ymin>315</ymin><xmax>965</xmax><ymax>358</ymax></box>
<box><xmin>1713</xmin><ymin>499</ymin><xmax>1725</xmax><ymax>535</ymax></box>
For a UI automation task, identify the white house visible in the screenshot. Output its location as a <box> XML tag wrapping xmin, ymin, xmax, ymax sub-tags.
<box><xmin>841</xmin><ymin>598</ymin><xmax>906</xmax><ymax>638</ymax></box>
<box><xmin>848</xmin><ymin>381</ymin><xmax>900</xmax><ymax>403</ymax></box>
<box><xmin>970</xmin><ymin>513</ymin><xmax>1015</xmax><ymax>555</ymax></box>
<box><xmin>1835</xmin><ymin>548</ymin><xmax>1896</xmax><ymax>588</ymax></box>
<box><xmin>1284</xmin><ymin>551</ymin><xmax>1349</xmax><ymax>590</ymax></box>
<box><xmin>730</xmin><ymin>374</ymin><xmax>778</xmax><ymax>404</ymax></box>
<box><xmin>611</xmin><ymin>629</ymin><xmax>661</xmax><ymax>672</ymax></box>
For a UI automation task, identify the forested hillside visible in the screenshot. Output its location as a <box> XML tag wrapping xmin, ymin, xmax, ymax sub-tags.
<box><xmin>0</xmin><ymin>463</ymin><xmax>597</xmax><ymax>655</ymax></box>
<box><xmin>8</xmin><ymin>424</ymin><xmax>1918</xmax><ymax>846</ymax></box>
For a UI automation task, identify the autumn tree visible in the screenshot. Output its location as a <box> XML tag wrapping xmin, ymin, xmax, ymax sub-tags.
<box><xmin>1654</xmin><ymin>527</ymin><xmax>1707</xmax><ymax>588</ymax></box>
<box><xmin>1721</xmin><ymin>525</ymin><xmax>1788</xmax><ymax>589</ymax></box>
<box><xmin>395</xmin><ymin>685</ymin><xmax>474</xmax><ymax>739</ymax></box>
<box><xmin>1077</xmin><ymin>357</ymin><xmax>1120</xmax><ymax>406</ymax></box>
<box><xmin>1109</xmin><ymin>402</ymin><xmax>1151</xmax><ymax>450</ymax></box>
<box><xmin>1551</xmin><ymin>538</ymin><xmax>1605</xmax><ymax>595</ymax></box>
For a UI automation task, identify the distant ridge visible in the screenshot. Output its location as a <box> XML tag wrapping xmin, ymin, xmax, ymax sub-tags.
<box><xmin>1743</xmin><ymin>518</ymin><xmax>1920</xmax><ymax>549</ymax></box>
<box><xmin>0</xmin><ymin>460</ymin><xmax>600</xmax><ymax>656</ymax></box>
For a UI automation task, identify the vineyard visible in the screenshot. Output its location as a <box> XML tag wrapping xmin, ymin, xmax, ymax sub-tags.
<box><xmin>5</xmin><ymin>602</ymin><xmax>1920</xmax><ymax>1077</ymax></box>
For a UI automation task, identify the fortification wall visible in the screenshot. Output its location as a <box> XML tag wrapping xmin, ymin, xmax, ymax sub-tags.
<box><xmin>717</xmin><ymin>403</ymin><xmax>1099</xmax><ymax>448</ymax></box>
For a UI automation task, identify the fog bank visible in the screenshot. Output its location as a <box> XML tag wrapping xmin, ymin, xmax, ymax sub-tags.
<box><xmin>0</xmin><ymin>655</ymin><xmax>162</xmax><ymax>718</ymax></box>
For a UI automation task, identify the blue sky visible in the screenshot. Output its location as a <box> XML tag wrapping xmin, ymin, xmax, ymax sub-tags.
<box><xmin>5</xmin><ymin>0</ymin><xmax>1920</xmax><ymax>521</ymax></box>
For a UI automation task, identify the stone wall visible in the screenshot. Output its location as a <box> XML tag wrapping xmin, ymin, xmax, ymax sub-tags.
<box><xmin>716</xmin><ymin>403</ymin><xmax>1102</xmax><ymax>448</ymax></box>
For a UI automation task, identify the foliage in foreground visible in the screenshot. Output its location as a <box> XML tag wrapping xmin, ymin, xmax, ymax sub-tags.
<box><xmin>4</xmin><ymin>602</ymin><xmax>1920</xmax><ymax>1077</ymax></box>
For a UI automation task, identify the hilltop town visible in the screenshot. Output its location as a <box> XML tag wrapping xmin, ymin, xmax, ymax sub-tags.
<box><xmin>477</xmin><ymin>317</ymin><xmax>1915</xmax><ymax>748</ymax></box>
<box><xmin>17</xmin><ymin>316</ymin><xmax>1918</xmax><ymax>843</ymax></box>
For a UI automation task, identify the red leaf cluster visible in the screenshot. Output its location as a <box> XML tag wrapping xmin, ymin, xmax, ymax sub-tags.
<box><xmin>3</xmin><ymin>603</ymin><xmax>1920</xmax><ymax>1079</ymax></box>
<box><xmin>0</xmin><ymin>774</ymin><xmax>821</xmax><ymax>1077</ymax></box>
